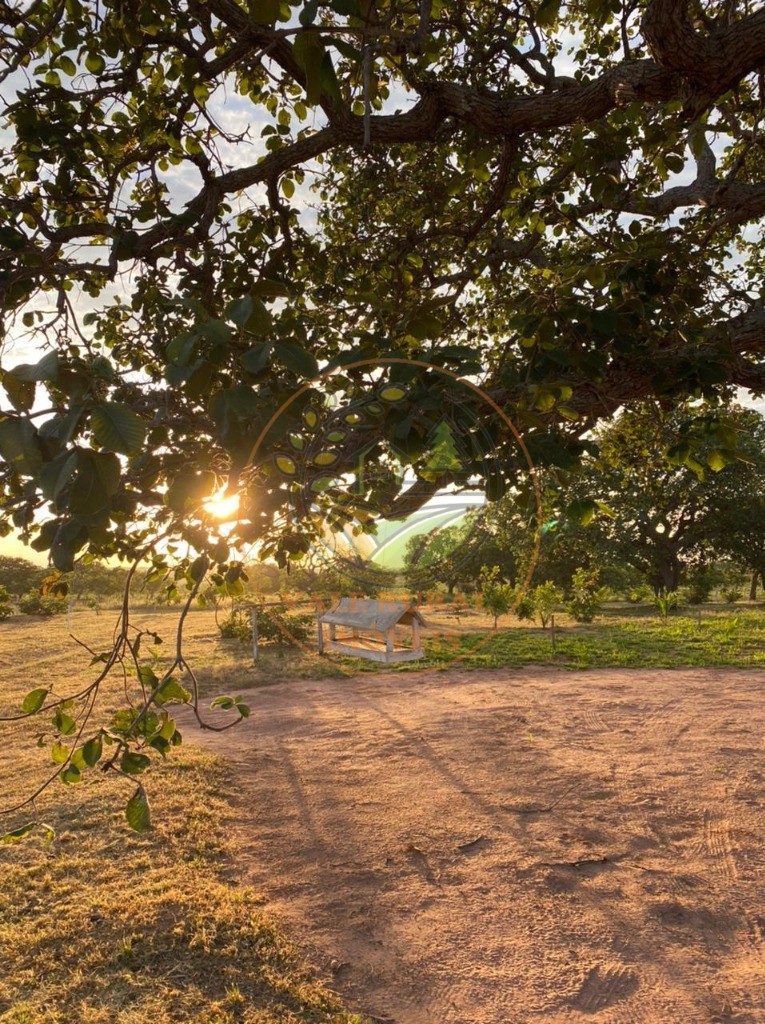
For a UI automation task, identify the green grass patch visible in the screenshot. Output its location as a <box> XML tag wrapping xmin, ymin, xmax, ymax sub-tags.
<box><xmin>423</xmin><ymin>610</ymin><xmax>765</xmax><ymax>670</ymax></box>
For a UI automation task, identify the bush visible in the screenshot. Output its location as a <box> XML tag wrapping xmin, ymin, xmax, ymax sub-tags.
<box><xmin>218</xmin><ymin>609</ymin><xmax>252</xmax><ymax>642</ymax></box>
<box><xmin>532</xmin><ymin>581</ymin><xmax>563</xmax><ymax>628</ymax></box>
<box><xmin>18</xmin><ymin>590</ymin><xmax>66</xmax><ymax>616</ymax></box>
<box><xmin>723</xmin><ymin>589</ymin><xmax>743</xmax><ymax>604</ymax></box>
<box><xmin>0</xmin><ymin>585</ymin><xmax>13</xmax><ymax>619</ymax></box>
<box><xmin>218</xmin><ymin>605</ymin><xmax>314</xmax><ymax>646</ymax></box>
<box><xmin>682</xmin><ymin>566</ymin><xmax>718</xmax><ymax>604</ymax></box>
<box><xmin>655</xmin><ymin>588</ymin><xmax>679</xmax><ymax>621</ymax></box>
<box><xmin>514</xmin><ymin>593</ymin><xmax>535</xmax><ymax>621</ymax></box>
<box><xmin>566</xmin><ymin>567</ymin><xmax>603</xmax><ymax>623</ymax></box>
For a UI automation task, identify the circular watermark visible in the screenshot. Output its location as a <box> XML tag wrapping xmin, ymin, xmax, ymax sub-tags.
<box><xmin>243</xmin><ymin>358</ymin><xmax>542</xmax><ymax>674</ymax></box>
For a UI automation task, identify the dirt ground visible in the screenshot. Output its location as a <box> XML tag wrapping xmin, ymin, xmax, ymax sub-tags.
<box><xmin>183</xmin><ymin>667</ymin><xmax>765</xmax><ymax>1024</ymax></box>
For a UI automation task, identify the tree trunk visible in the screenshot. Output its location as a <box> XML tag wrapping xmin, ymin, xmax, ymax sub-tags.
<box><xmin>650</xmin><ymin>556</ymin><xmax>681</xmax><ymax>594</ymax></box>
<box><xmin>750</xmin><ymin>570</ymin><xmax>759</xmax><ymax>601</ymax></box>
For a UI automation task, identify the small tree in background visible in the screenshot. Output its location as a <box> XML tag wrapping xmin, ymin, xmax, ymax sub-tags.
<box><xmin>566</xmin><ymin>568</ymin><xmax>603</xmax><ymax>623</ymax></box>
<box><xmin>479</xmin><ymin>566</ymin><xmax>514</xmax><ymax>630</ymax></box>
<box><xmin>0</xmin><ymin>585</ymin><xmax>13</xmax><ymax>619</ymax></box>
<box><xmin>533</xmin><ymin>582</ymin><xmax>564</xmax><ymax>629</ymax></box>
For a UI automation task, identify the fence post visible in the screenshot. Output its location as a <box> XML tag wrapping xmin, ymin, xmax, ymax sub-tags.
<box><xmin>550</xmin><ymin>613</ymin><xmax>556</xmax><ymax>653</ymax></box>
<box><xmin>250</xmin><ymin>608</ymin><xmax>259</xmax><ymax>663</ymax></box>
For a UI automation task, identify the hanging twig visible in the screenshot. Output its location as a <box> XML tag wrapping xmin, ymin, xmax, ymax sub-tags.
<box><xmin>363</xmin><ymin>43</ymin><xmax>372</xmax><ymax>148</ymax></box>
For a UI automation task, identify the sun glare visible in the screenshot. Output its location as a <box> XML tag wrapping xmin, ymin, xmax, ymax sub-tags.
<box><xmin>203</xmin><ymin>486</ymin><xmax>241</xmax><ymax>521</ymax></box>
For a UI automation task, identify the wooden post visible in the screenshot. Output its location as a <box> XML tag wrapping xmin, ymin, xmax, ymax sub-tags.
<box><xmin>550</xmin><ymin>614</ymin><xmax>556</xmax><ymax>653</ymax></box>
<box><xmin>412</xmin><ymin>618</ymin><xmax>421</xmax><ymax>653</ymax></box>
<box><xmin>250</xmin><ymin>608</ymin><xmax>259</xmax><ymax>663</ymax></box>
<box><xmin>385</xmin><ymin>628</ymin><xmax>394</xmax><ymax>661</ymax></box>
<box><xmin>317</xmin><ymin>617</ymin><xmax>324</xmax><ymax>654</ymax></box>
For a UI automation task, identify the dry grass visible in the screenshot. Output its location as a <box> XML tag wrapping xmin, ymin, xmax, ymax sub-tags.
<box><xmin>0</xmin><ymin>611</ymin><xmax>367</xmax><ymax>1024</ymax></box>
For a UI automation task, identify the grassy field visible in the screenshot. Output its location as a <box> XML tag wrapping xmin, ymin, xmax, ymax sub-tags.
<box><xmin>0</xmin><ymin>611</ymin><xmax>367</xmax><ymax>1024</ymax></box>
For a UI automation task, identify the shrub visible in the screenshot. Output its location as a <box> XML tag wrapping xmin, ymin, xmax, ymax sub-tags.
<box><xmin>218</xmin><ymin>606</ymin><xmax>313</xmax><ymax>646</ymax></box>
<box><xmin>0</xmin><ymin>585</ymin><xmax>13</xmax><ymax>619</ymax></box>
<box><xmin>566</xmin><ymin>567</ymin><xmax>603</xmax><ymax>623</ymax></box>
<box><xmin>18</xmin><ymin>590</ymin><xmax>66</xmax><ymax>616</ymax></box>
<box><xmin>532</xmin><ymin>581</ymin><xmax>563</xmax><ymax>628</ymax></box>
<box><xmin>514</xmin><ymin>593</ymin><xmax>535</xmax><ymax>621</ymax></box>
<box><xmin>218</xmin><ymin>609</ymin><xmax>252</xmax><ymax>642</ymax></box>
<box><xmin>655</xmin><ymin>588</ymin><xmax>679</xmax><ymax>621</ymax></box>
<box><xmin>723</xmin><ymin>589</ymin><xmax>743</xmax><ymax>604</ymax></box>
<box><xmin>683</xmin><ymin>566</ymin><xmax>718</xmax><ymax>604</ymax></box>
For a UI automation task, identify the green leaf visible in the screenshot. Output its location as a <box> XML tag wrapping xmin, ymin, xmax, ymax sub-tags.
<box><xmin>121</xmin><ymin>751</ymin><xmax>152</xmax><ymax>775</ymax></box>
<box><xmin>1</xmin><ymin>822</ymin><xmax>36</xmax><ymax>844</ymax></box>
<box><xmin>586</xmin><ymin>265</ymin><xmax>607</xmax><ymax>288</ymax></box>
<box><xmin>22</xmin><ymin>688</ymin><xmax>48</xmax><ymax>714</ymax></box>
<box><xmin>274</xmin><ymin>341</ymin><xmax>318</xmax><ymax>378</ymax></box>
<box><xmin>406</xmin><ymin>311</ymin><xmax>443</xmax><ymax>340</ymax></box>
<box><xmin>51</xmin><ymin>740</ymin><xmax>69</xmax><ymax>764</ymax></box>
<box><xmin>61</xmin><ymin>763</ymin><xmax>81</xmax><ymax>785</ymax></box>
<box><xmin>293</xmin><ymin>31</ymin><xmax>326</xmax><ymax>104</ymax></box>
<box><xmin>68</xmin><ymin>451</ymin><xmax>120</xmax><ymax>516</ymax></box>
<box><xmin>126</xmin><ymin>788</ymin><xmax>151</xmax><ymax>832</ymax></box>
<box><xmin>91</xmin><ymin>402</ymin><xmax>146</xmax><ymax>455</ymax></box>
<box><xmin>225</xmin><ymin>295</ymin><xmax>254</xmax><ymax>328</ymax></box>
<box><xmin>199</xmin><ymin>318</ymin><xmax>232</xmax><ymax>344</ymax></box>
<box><xmin>1</xmin><ymin>372</ymin><xmax>35</xmax><ymax>412</ymax></box>
<box><xmin>8</xmin><ymin>352</ymin><xmax>59</xmax><ymax>385</ymax></box>
<box><xmin>81</xmin><ymin>736</ymin><xmax>103</xmax><ymax>767</ymax></box>
<box><xmin>249</xmin><ymin>0</ymin><xmax>281</xmax><ymax>23</ymax></box>
<box><xmin>85</xmin><ymin>52</ymin><xmax>105</xmax><ymax>74</ymax></box>
<box><xmin>565</xmin><ymin>498</ymin><xmax>598</xmax><ymax>526</ymax></box>
<box><xmin>53</xmin><ymin>710</ymin><xmax>76</xmax><ymax>736</ymax></box>
<box><xmin>0</xmin><ymin>418</ymin><xmax>43</xmax><ymax>476</ymax></box>
<box><xmin>244</xmin><ymin>297</ymin><xmax>273</xmax><ymax>334</ymax></box>
<box><xmin>707</xmin><ymin>449</ymin><xmax>727</xmax><ymax>472</ymax></box>
<box><xmin>211</xmin><ymin>695</ymin><xmax>236</xmax><ymax>710</ymax></box>
<box><xmin>251</xmin><ymin>277</ymin><xmax>290</xmax><ymax>299</ymax></box>
<box><xmin>536</xmin><ymin>0</ymin><xmax>561</xmax><ymax>26</ymax></box>
<box><xmin>239</xmin><ymin>343</ymin><xmax>272</xmax><ymax>375</ymax></box>
<box><xmin>155</xmin><ymin>678</ymin><xmax>192</xmax><ymax>704</ymax></box>
<box><xmin>299</xmin><ymin>0</ymin><xmax>318</xmax><ymax>25</ymax></box>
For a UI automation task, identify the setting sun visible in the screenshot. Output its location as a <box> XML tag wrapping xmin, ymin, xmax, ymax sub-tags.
<box><xmin>203</xmin><ymin>486</ymin><xmax>240</xmax><ymax>522</ymax></box>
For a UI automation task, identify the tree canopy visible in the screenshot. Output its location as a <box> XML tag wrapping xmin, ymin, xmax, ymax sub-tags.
<box><xmin>1</xmin><ymin>0</ymin><xmax>765</xmax><ymax>572</ymax></box>
<box><xmin>549</xmin><ymin>401</ymin><xmax>765</xmax><ymax>592</ymax></box>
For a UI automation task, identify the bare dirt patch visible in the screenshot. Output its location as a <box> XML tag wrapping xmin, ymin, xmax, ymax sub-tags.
<box><xmin>182</xmin><ymin>667</ymin><xmax>765</xmax><ymax>1024</ymax></box>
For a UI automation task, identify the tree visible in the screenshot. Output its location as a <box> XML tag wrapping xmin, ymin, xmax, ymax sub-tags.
<box><xmin>5</xmin><ymin>0</ymin><xmax>765</xmax><ymax>828</ymax></box>
<box><xmin>2</xmin><ymin>0</ymin><xmax>765</xmax><ymax>573</ymax></box>
<box><xmin>698</xmin><ymin>413</ymin><xmax>765</xmax><ymax>598</ymax></box>
<box><xmin>478</xmin><ymin>565</ymin><xmax>514</xmax><ymax>629</ymax></box>
<box><xmin>553</xmin><ymin>402</ymin><xmax>765</xmax><ymax>593</ymax></box>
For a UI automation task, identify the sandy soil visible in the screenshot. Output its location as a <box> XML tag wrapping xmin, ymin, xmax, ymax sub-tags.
<box><xmin>183</xmin><ymin>667</ymin><xmax>765</xmax><ymax>1024</ymax></box>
